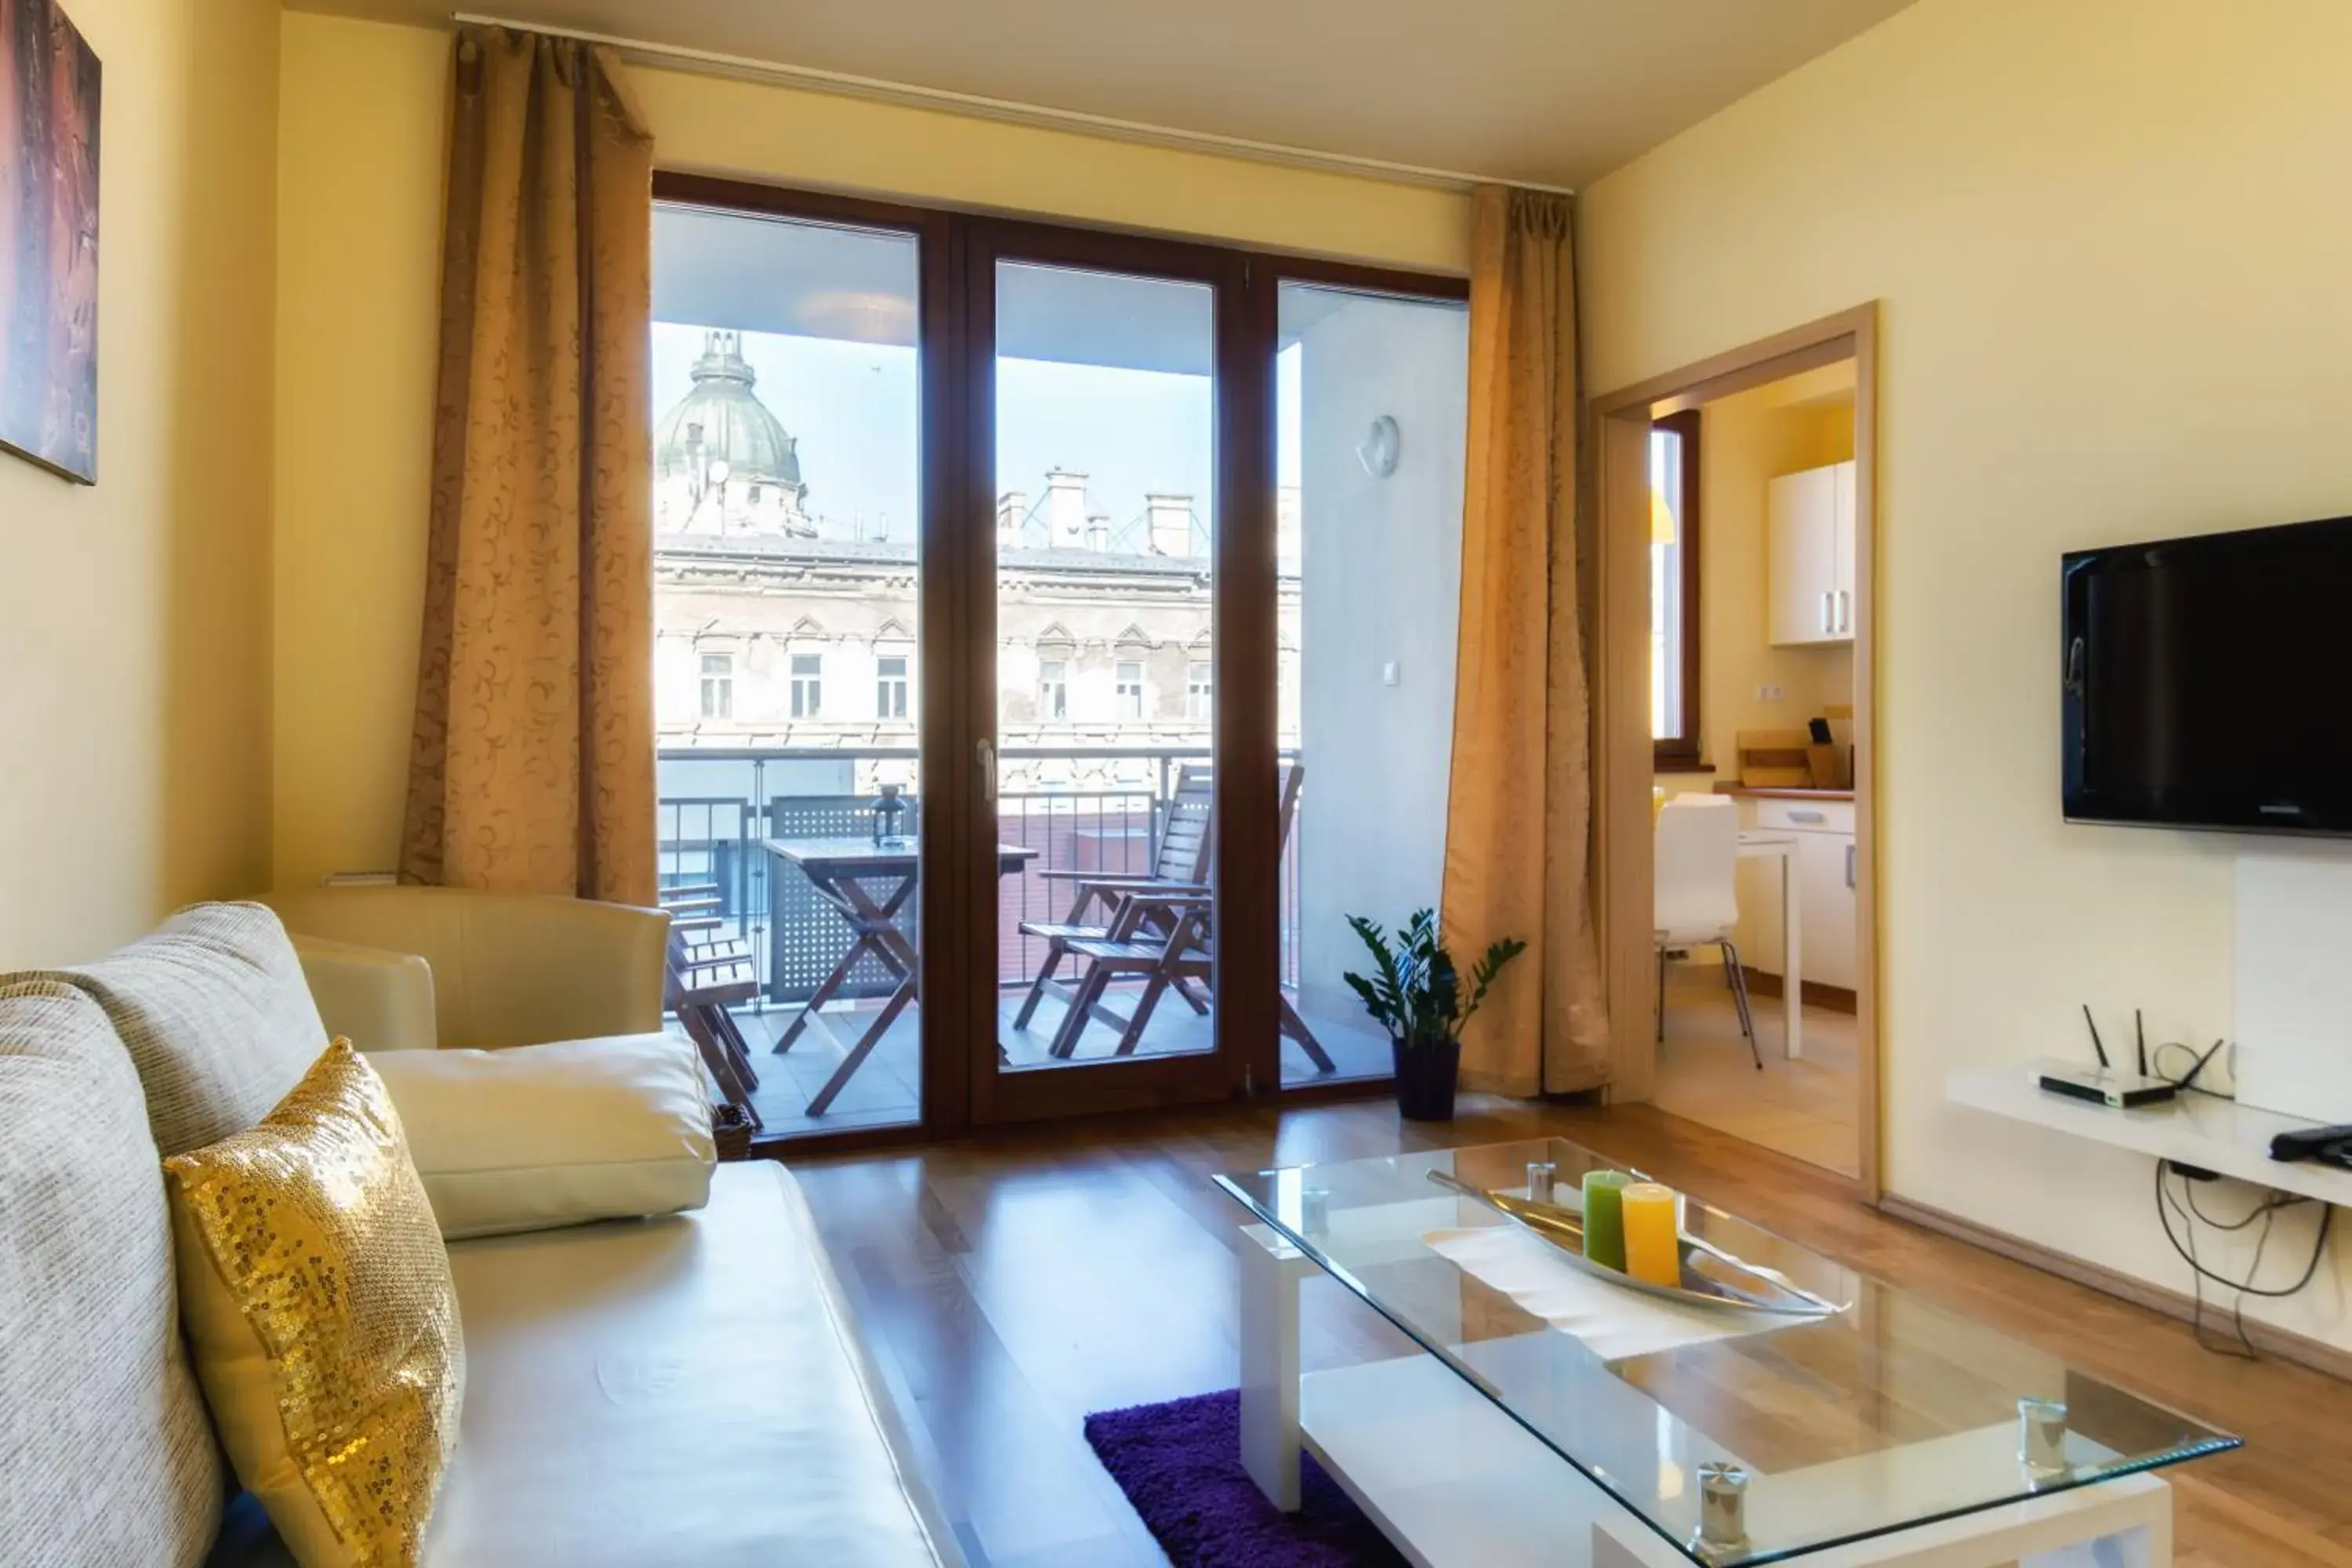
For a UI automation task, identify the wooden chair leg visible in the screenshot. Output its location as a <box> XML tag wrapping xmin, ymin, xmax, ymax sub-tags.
<box><xmin>708</xmin><ymin>1004</ymin><xmax>762</xmax><ymax>1093</ymax></box>
<box><xmin>1113</xmin><ymin>973</ymin><xmax>1173</xmax><ymax>1056</ymax></box>
<box><xmin>1171</xmin><ymin>975</ymin><xmax>1211</xmax><ymax>1016</ymax></box>
<box><xmin>1014</xmin><ymin>938</ymin><xmax>1065</xmax><ymax>1029</ymax></box>
<box><xmin>1279</xmin><ymin>996</ymin><xmax>1337</xmax><ymax>1073</ymax></box>
<box><xmin>681</xmin><ymin>1007</ymin><xmax>756</xmax><ymax>1113</ymax></box>
<box><xmin>1051</xmin><ymin>968</ymin><xmax>1116</xmax><ymax>1059</ymax></box>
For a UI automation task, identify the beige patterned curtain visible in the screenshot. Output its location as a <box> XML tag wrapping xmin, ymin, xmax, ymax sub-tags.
<box><xmin>400</xmin><ymin>26</ymin><xmax>657</xmax><ymax>906</ymax></box>
<box><xmin>1441</xmin><ymin>186</ymin><xmax>1609</xmax><ymax>1097</ymax></box>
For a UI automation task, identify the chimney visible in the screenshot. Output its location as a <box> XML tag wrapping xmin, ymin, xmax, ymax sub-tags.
<box><xmin>1087</xmin><ymin>513</ymin><xmax>1112</xmax><ymax>553</ymax></box>
<box><xmin>1045</xmin><ymin>469</ymin><xmax>1089</xmax><ymax>548</ymax></box>
<box><xmin>1147</xmin><ymin>492</ymin><xmax>1193</xmax><ymax>557</ymax></box>
<box><xmin>996</xmin><ymin>489</ymin><xmax>1026</xmax><ymax>548</ymax></box>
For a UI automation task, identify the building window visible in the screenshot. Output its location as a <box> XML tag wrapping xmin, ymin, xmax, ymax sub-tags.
<box><xmin>1116</xmin><ymin>660</ymin><xmax>1145</xmax><ymax>720</ymax></box>
<box><xmin>699</xmin><ymin>652</ymin><xmax>734</xmax><ymax>720</ymax></box>
<box><xmin>1038</xmin><ymin>659</ymin><xmax>1068</xmax><ymax>721</ymax></box>
<box><xmin>1650</xmin><ymin>410</ymin><xmax>1702</xmax><ymax>768</ymax></box>
<box><xmin>1187</xmin><ymin>660</ymin><xmax>1212</xmax><ymax>720</ymax></box>
<box><xmin>790</xmin><ymin>652</ymin><xmax>824</xmax><ymax>718</ymax></box>
<box><xmin>876</xmin><ymin>653</ymin><xmax>909</xmax><ymax>720</ymax></box>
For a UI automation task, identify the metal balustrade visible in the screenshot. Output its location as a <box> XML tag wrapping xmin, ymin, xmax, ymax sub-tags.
<box><xmin>657</xmin><ymin>746</ymin><xmax>1302</xmax><ymax>1011</ymax></box>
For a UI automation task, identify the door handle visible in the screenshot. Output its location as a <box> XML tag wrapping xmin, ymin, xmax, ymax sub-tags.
<box><xmin>1789</xmin><ymin>808</ymin><xmax>1827</xmax><ymax>824</ymax></box>
<box><xmin>977</xmin><ymin>738</ymin><xmax>996</xmax><ymax>804</ymax></box>
<box><xmin>1836</xmin><ymin>590</ymin><xmax>1851</xmax><ymax>634</ymax></box>
<box><xmin>1846</xmin><ymin>841</ymin><xmax>1857</xmax><ymax>889</ymax></box>
<box><xmin>1820</xmin><ymin>592</ymin><xmax>1832</xmax><ymax>636</ymax></box>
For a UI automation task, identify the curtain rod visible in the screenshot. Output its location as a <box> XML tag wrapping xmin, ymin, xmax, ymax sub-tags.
<box><xmin>449</xmin><ymin>11</ymin><xmax>1573</xmax><ymax>198</ymax></box>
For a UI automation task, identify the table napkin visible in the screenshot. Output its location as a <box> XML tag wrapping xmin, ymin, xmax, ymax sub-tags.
<box><xmin>1423</xmin><ymin>1224</ymin><xmax>1785</xmax><ymax>1362</ymax></box>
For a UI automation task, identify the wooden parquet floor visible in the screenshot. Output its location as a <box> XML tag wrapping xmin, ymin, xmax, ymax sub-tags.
<box><xmin>788</xmin><ymin>1094</ymin><xmax>2352</xmax><ymax>1567</ymax></box>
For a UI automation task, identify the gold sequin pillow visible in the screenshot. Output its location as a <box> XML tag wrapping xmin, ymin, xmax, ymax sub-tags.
<box><xmin>164</xmin><ymin>1040</ymin><xmax>464</xmax><ymax>1567</ymax></box>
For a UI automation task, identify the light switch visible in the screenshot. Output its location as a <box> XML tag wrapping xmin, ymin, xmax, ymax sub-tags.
<box><xmin>1382</xmin><ymin>662</ymin><xmax>1401</xmax><ymax>687</ymax></box>
<box><xmin>1758</xmin><ymin>683</ymin><xmax>1786</xmax><ymax>702</ymax></box>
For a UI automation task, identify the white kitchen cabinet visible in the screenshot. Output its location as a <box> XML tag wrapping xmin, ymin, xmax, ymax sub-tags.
<box><xmin>1793</xmin><ymin>829</ymin><xmax>1857</xmax><ymax>991</ymax></box>
<box><xmin>1733</xmin><ymin>795</ymin><xmax>1857</xmax><ymax>993</ymax></box>
<box><xmin>1767</xmin><ymin>459</ymin><xmax>1856</xmax><ymax>647</ymax></box>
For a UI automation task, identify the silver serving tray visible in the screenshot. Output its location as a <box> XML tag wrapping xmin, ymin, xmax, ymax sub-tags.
<box><xmin>1427</xmin><ymin>1170</ymin><xmax>1846</xmax><ymax>1319</ymax></box>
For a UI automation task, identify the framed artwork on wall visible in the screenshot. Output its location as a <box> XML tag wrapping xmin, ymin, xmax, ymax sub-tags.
<box><xmin>2</xmin><ymin>0</ymin><xmax>101</xmax><ymax>485</ymax></box>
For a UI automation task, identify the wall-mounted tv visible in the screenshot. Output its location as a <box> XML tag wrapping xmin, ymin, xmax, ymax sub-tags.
<box><xmin>2063</xmin><ymin>514</ymin><xmax>2352</xmax><ymax>835</ymax></box>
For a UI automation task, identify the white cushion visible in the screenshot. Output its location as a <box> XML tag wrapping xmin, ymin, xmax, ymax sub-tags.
<box><xmin>368</xmin><ymin>1033</ymin><xmax>715</xmax><ymax>1240</ymax></box>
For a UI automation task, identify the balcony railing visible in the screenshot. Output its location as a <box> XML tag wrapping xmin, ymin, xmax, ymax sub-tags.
<box><xmin>657</xmin><ymin>745</ymin><xmax>1302</xmax><ymax>1009</ymax></box>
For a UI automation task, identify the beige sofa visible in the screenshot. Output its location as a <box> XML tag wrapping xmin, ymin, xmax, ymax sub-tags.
<box><xmin>0</xmin><ymin>895</ymin><xmax>958</xmax><ymax>1568</ymax></box>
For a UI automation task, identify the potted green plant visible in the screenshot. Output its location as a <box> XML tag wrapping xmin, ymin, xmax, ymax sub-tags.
<box><xmin>1343</xmin><ymin>909</ymin><xmax>1526</xmax><ymax>1121</ymax></box>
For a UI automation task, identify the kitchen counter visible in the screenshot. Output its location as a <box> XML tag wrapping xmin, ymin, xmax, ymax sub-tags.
<box><xmin>1713</xmin><ymin>784</ymin><xmax>1856</xmax><ymax>801</ymax></box>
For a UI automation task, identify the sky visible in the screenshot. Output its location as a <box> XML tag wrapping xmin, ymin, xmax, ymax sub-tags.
<box><xmin>653</xmin><ymin>322</ymin><xmax>1305</xmax><ymax>543</ymax></box>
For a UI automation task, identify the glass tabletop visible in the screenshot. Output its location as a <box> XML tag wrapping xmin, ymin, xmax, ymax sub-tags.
<box><xmin>1214</xmin><ymin>1137</ymin><xmax>2236</xmax><ymax>1566</ymax></box>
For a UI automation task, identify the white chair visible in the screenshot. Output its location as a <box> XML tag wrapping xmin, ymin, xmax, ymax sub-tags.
<box><xmin>1654</xmin><ymin>795</ymin><xmax>1762</xmax><ymax>1069</ymax></box>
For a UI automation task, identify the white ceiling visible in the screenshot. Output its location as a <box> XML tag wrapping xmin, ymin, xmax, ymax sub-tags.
<box><xmin>296</xmin><ymin>0</ymin><xmax>1915</xmax><ymax>188</ymax></box>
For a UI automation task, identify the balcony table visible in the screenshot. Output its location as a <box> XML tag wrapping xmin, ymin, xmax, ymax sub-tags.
<box><xmin>761</xmin><ymin>836</ymin><xmax>1039</xmax><ymax>1115</ymax></box>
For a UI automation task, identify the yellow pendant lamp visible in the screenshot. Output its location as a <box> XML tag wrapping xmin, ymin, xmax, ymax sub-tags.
<box><xmin>1650</xmin><ymin>488</ymin><xmax>1678</xmax><ymax>546</ymax></box>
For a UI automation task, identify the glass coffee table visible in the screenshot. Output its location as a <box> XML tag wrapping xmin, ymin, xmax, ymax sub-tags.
<box><xmin>1215</xmin><ymin>1137</ymin><xmax>2234</xmax><ymax>1566</ymax></box>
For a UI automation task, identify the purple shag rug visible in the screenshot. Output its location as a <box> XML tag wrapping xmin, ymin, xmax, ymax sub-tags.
<box><xmin>1083</xmin><ymin>1389</ymin><xmax>1407</xmax><ymax>1568</ymax></box>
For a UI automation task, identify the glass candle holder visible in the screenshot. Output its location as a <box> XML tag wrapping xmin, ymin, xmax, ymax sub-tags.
<box><xmin>1621</xmin><ymin>1181</ymin><xmax>1681</xmax><ymax>1287</ymax></box>
<box><xmin>1581</xmin><ymin>1170</ymin><xmax>1632</xmax><ymax>1272</ymax></box>
<box><xmin>2018</xmin><ymin>1396</ymin><xmax>2070</xmax><ymax>1481</ymax></box>
<box><xmin>1695</xmin><ymin>1461</ymin><xmax>1751</xmax><ymax>1560</ymax></box>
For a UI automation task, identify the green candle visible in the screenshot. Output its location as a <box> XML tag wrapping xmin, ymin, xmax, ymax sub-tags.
<box><xmin>1582</xmin><ymin>1169</ymin><xmax>1632</xmax><ymax>1272</ymax></box>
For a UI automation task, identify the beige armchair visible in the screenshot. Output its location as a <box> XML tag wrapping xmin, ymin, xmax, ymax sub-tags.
<box><xmin>260</xmin><ymin>886</ymin><xmax>670</xmax><ymax>1054</ymax></box>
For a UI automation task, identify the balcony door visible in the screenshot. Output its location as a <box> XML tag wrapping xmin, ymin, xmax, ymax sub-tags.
<box><xmin>650</xmin><ymin>175</ymin><xmax>1467</xmax><ymax>1149</ymax></box>
<box><xmin>965</xmin><ymin>223</ymin><xmax>1263</xmax><ymax>1123</ymax></box>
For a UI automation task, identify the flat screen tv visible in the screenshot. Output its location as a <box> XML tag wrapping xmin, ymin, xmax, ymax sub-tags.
<box><xmin>2063</xmin><ymin>514</ymin><xmax>2352</xmax><ymax>834</ymax></box>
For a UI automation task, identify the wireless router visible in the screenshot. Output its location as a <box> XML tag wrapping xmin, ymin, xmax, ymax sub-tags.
<box><xmin>2037</xmin><ymin>1006</ymin><xmax>2180</xmax><ymax>1109</ymax></box>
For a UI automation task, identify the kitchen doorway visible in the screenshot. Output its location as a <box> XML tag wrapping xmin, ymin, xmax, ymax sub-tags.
<box><xmin>1591</xmin><ymin>307</ymin><xmax>1882</xmax><ymax>1195</ymax></box>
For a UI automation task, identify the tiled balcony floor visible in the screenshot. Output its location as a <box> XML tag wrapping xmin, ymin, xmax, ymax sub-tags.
<box><xmin>712</xmin><ymin>987</ymin><xmax>1392</xmax><ymax>1139</ymax></box>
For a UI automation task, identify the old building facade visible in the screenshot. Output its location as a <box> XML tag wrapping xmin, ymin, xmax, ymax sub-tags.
<box><xmin>652</xmin><ymin>330</ymin><xmax>1300</xmax><ymax>794</ymax></box>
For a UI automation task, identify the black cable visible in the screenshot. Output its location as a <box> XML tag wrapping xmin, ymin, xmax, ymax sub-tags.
<box><xmin>2153</xmin><ymin>1164</ymin><xmax>2334</xmax><ymax>1360</ymax></box>
<box><xmin>2154</xmin><ymin>1167</ymin><xmax>2329</xmax><ymax>1298</ymax></box>
<box><xmin>2183</xmin><ymin>1180</ymin><xmax>2295</xmax><ymax>1232</ymax></box>
<box><xmin>2149</xmin><ymin>1038</ymin><xmax>2230</xmax><ymax>1098</ymax></box>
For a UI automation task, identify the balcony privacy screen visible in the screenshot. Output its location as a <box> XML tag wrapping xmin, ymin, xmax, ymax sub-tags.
<box><xmin>763</xmin><ymin>797</ymin><xmax>921</xmax><ymax>1003</ymax></box>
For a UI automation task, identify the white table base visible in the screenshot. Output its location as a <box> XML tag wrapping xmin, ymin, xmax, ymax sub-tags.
<box><xmin>1737</xmin><ymin>829</ymin><xmax>1802</xmax><ymax>1060</ymax></box>
<box><xmin>1239</xmin><ymin>1225</ymin><xmax>2169</xmax><ymax>1568</ymax></box>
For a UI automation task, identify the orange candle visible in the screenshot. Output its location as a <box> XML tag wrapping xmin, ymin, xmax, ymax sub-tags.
<box><xmin>1621</xmin><ymin>1182</ymin><xmax>1682</xmax><ymax>1287</ymax></box>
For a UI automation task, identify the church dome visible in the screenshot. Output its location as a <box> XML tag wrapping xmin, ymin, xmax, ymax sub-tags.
<box><xmin>655</xmin><ymin>329</ymin><xmax>804</xmax><ymax>494</ymax></box>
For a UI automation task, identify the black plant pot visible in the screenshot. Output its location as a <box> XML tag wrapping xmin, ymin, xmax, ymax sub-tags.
<box><xmin>1392</xmin><ymin>1036</ymin><xmax>1461</xmax><ymax>1121</ymax></box>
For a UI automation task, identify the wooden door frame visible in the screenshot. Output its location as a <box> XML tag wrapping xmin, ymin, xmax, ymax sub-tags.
<box><xmin>961</xmin><ymin>216</ymin><xmax>1259</xmax><ymax>1123</ymax></box>
<box><xmin>1588</xmin><ymin>303</ymin><xmax>1883</xmax><ymax>1200</ymax></box>
<box><xmin>651</xmin><ymin>173</ymin><xmax>1472</xmax><ymax>1149</ymax></box>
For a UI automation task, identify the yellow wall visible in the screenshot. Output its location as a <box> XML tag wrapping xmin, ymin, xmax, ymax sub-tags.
<box><xmin>270</xmin><ymin>11</ymin><xmax>1471</xmax><ymax>887</ymax></box>
<box><xmin>1692</xmin><ymin>365</ymin><xmax>1854</xmax><ymax>779</ymax></box>
<box><xmin>272</xmin><ymin>15</ymin><xmax>447</xmax><ymax>891</ymax></box>
<box><xmin>0</xmin><ymin>0</ymin><xmax>278</xmax><ymax>965</ymax></box>
<box><xmin>1584</xmin><ymin>0</ymin><xmax>2352</xmax><ymax>1348</ymax></box>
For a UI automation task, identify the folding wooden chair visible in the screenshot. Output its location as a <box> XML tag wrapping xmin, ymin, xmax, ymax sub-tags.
<box><xmin>660</xmin><ymin>885</ymin><xmax>762</xmax><ymax>1128</ymax></box>
<box><xmin>1043</xmin><ymin>762</ymin><xmax>1336</xmax><ymax>1073</ymax></box>
<box><xmin>1014</xmin><ymin>764</ymin><xmax>1214</xmax><ymax>1035</ymax></box>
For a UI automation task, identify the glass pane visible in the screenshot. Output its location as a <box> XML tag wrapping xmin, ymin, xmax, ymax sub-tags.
<box><xmin>1276</xmin><ymin>283</ymin><xmax>1472</xmax><ymax>1087</ymax></box>
<box><xmin>1218</xmin><ymin>1138</ymin><xmax>2238</xmax><ymax>1565</ymax></box>
<box><xmin>1651</xmin><ymin>425</ymin><xmax>1688</xmax><ymax>739</ymax></box>
<box><xmin>993</xmin><ymin>260</ymin><xmax>1216</xmax><ymax>1068</ymax></box>
<box><xmin>652</xmin><ymin>203</ymin><xmax>924</xmax><ymax>1138</ymax></box>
